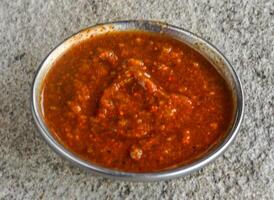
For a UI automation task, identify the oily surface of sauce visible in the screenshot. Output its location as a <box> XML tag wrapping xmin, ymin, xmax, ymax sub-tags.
<box><xmin>42</xmin><ymin>31</ymin><xmax>233</xmax><ymax>172</ymax></box>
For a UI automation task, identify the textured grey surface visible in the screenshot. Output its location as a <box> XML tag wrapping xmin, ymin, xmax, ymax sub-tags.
<box><xmin>0</xmin><ymin>0</ymin><xmax>273</xmax><ymax>199</ymax></box>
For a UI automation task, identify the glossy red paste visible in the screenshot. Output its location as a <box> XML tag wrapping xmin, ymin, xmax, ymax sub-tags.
<box><xmin>41</xmin><ymin>31</ymin><xmax>233</xmax><ymax>172</ymax></box>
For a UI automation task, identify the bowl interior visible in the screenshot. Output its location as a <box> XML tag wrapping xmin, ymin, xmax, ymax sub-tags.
<box><xmin>32</xmin><ymin>20</ymin><xmax>243</xmax><ymax>181</ymax></box>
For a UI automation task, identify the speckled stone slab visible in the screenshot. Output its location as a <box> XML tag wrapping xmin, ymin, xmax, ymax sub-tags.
<box><xmin>0</xmin><ymin>0</ymin><xmax>273</xmax><ymax>199</ymax></box>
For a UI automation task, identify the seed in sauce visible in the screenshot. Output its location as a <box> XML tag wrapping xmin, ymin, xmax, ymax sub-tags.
<box><xmin>130</xmin><ymin>146</ymin><xmax>143</xmax><ymax>160</ymax></box>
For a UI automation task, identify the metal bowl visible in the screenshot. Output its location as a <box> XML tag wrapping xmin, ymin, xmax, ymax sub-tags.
<box><xmin>31</xmin><ymin>20</ymin><xmax>244</xmax><ymax>181</ymax></box>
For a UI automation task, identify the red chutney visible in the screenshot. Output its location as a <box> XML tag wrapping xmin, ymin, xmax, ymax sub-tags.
<box><xmin>41</xmin><ymin>31</ymin><xmax>234</xmax><ymax>172</ymax></box>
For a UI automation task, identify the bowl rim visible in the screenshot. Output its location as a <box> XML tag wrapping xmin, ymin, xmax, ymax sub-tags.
<box><xmin>31</xmin><ymin>20</ymin><xmax>244</xmax><ymax>181</ymax></box>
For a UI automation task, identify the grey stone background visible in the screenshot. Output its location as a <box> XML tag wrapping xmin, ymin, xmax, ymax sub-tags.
<box><xmin>0</xmin><ymin>0</ymin><xmax>273</xmax><ymax>199</ymax></box>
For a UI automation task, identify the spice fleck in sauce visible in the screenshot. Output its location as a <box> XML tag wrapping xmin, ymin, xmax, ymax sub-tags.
<box><xmin>42</xmin><ymin>31</ymin><xmax>233</xmax><ymax>172</ymax></box>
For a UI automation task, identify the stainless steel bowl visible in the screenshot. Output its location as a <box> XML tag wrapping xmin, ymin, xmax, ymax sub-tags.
<box><xmin>31</xmin><ymin>20</ymin><xmax>244</xmax><ymax>181</ymax></box>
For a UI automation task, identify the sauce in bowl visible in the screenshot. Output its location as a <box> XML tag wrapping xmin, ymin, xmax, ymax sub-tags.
<box><xmin>41</xmin><ymin>31</ymin><xmax>233</xmax><ymax>172</ymax></box>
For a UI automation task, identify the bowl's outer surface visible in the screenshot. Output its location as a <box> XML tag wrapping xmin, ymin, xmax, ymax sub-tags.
<box><xmin>31</xmin><ymin>20</ymin><xmax>244</xmax><ymax>181</ymax></box>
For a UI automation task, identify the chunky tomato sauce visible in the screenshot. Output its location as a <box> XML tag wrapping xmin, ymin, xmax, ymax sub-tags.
<box><xmin>42</xmin><ymin>31</ymin><xmax>233</xmax><ymax>172</ymax></box>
